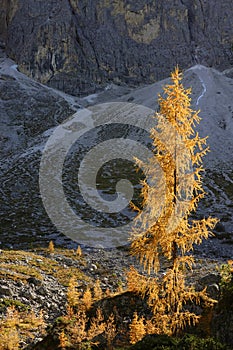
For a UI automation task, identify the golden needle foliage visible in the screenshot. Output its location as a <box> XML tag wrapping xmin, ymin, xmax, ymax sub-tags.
<box><xmin>0</xmin><ymin>306</ymin><xmax>45</xmax><ymax>350</ymax></box>
<box><xmin>82</xmin><ymin>286</ymin><xmax>93</xmax><ymax>310</ymax></box>
<box><xmin>105</xmin><ymin>313</ymin><xmax>117</xmax><ymax>350</ymax></box>
<box><xmin>58</xmin><ymin>330</ymin><xmax>69</xmax><ymax>349</ymax></box>
<box><xmin>93</xmin><ymin>278</ymin><xmax>103</xmax><ymax>300</ymax></box>
<box><xmin>129</xmin><ymin>312</ymin><xmax>146</xmax><ymax>344</ymax></box>
<box><xmin>48</xmin><ymin>240</ymin><xmax>55</xmax><ymax>254</ymax></box>
<box><xmin>59</xmin><ymin>277</ymin><xmax>117</xmax><ymax>349</ymax></box>
<box><xmin>67</xmin><ymin>275</ymin><xmax>80</xmax><ymax>307</ymax></box>
<box><xmin>129</xmin><ymin>67</ymin><xmax>218</xmax><ymax>335</ymax></box>
<box><xmin>76</xmin><ymin>245</ymin><xmax>82</xmax><ymax>257</ymax></box>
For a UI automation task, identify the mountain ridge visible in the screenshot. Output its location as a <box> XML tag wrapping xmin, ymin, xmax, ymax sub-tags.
<box><xmin>0</xmin><ymin>0</ymin><xmax>232</xmax><ymax>95</ymax></box>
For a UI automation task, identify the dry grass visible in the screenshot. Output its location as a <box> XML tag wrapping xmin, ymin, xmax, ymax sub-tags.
<box><xmin>0</xmin><ymin>249</ymin><xmax>89</xmax><ymax>286</ymax></box>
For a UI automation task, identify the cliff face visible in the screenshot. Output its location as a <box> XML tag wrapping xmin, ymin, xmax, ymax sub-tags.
<box><xmin>0</xmin><ymin>0</ymin><xmax>232</xmax><ymax>95</ymax></box>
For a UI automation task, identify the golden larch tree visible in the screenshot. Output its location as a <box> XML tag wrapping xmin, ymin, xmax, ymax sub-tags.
<box><xmin>129</xmin><ymin>67</ymin><xmax>218</xmax><ymax>335</ymax></box>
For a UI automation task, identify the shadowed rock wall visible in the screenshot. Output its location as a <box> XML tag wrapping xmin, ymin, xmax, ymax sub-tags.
<box><xmin>0</xmin><ymin>0</ymin><xmax>232</xmax><ymax>95</ymax></box>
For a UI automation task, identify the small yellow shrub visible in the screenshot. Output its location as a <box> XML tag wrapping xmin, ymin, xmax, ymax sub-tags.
<box><xmin>48</xmin><ymin>240</ymin><xmax>55</xmax><ymax>253</ymax></box>
<box><xmin>82</xmin><ymin>286</ymin><xmax>92</xmax><ymax>310</ymax></box>
<box><xmin>129</xmin><ymin>312</ymin><xmax>146</xmax><ymax>344</ymax></box>
<box><xmin>0</xmin><ymin>306</ymin><xmax>45</xmax><ymax>350</ymax></box>
<box><xmin>76</xmin><ymin>245</ymin><xmax>82</xmax><ymax>257</ymax></box>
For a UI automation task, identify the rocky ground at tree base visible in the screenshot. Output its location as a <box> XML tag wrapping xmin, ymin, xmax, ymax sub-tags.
<box><xmin>0</xmin><ymin>233</ymin><xmax>233</xmax><ymax>349</ymax></box>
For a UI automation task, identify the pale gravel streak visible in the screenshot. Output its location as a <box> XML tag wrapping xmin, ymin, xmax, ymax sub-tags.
<box><xmin>196</xmin><ymin>74</ymin><xmax>207</xmax><ymax>106</ymax></box>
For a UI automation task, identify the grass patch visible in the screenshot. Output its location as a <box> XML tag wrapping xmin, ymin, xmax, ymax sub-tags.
<box><xmin>0</xmin><ymin>249</ymin><xmax>89</xmax><ymax>286</ymax></box>
<box><xmin>0</xmin><ymin>299</ymin><xmax>29</xmax><ymax>312</ymax></box>
<box><xmin>0</xmin><ymin>263</ymin><xmax>43</xmax><ymax>281</ymax></box>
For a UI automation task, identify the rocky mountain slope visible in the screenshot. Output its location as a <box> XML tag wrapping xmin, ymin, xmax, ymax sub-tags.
<box><xmin>0</xmin><ymin>47</ymin><xmax>233</xmax><ymax>253</ymax></box>
<box><xmin>0</xmin><ymin>0</ymin><xmax>232</xmax><ymax>95</ymax></box>
<box><xmin>0</xmin><ymin>48</ymin><xmax>76</xmax><ymax>246</ymax></box>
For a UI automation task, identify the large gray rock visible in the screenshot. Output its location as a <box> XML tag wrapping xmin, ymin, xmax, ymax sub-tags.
<box><xmin>0</xmin><ymin>0</ymin><xmax>232</xmax><ymax>95</ymax></box>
